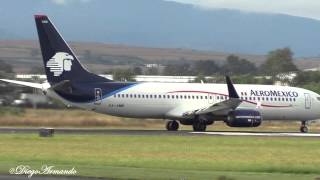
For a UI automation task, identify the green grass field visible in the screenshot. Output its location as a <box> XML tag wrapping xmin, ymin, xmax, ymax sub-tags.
<box><xmin>0</xmin><ymin>134</ymin><xmax>320</xmax><ymax>180</ymax></box>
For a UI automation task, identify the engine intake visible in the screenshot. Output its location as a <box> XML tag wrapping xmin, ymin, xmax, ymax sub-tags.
<box><xmin>226</xmin><ymin>109</ymin><xmax>262</xmax><ymax>127</ymax></box>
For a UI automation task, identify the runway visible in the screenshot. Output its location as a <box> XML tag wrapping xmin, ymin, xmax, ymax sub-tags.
<box><xmin>0</xmin><ymin>127</ymin><xmax>320</xmax><ymax>137</ymax></box>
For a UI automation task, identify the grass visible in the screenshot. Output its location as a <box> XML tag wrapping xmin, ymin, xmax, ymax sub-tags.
<box><xmin>0</xmin><ymin>134</ymin><xmax>320</xmax><ymax>179</ymax></box>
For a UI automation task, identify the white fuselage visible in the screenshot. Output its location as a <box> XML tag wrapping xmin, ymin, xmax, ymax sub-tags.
<box><xmin>48</xmin><ymin>83</ymin><xmax>320</xmax><ymax>121</ymax></box>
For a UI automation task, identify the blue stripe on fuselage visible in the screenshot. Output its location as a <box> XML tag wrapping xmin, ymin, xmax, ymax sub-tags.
<box><xmin>55</xmin><ymin>82</ymin><xmax>140</xmax><ymax>104</ymax></box>
<box><xmin>88</xmin><ymin>83</ymin><xmax>139</xmax><ymax>103</ymax></box>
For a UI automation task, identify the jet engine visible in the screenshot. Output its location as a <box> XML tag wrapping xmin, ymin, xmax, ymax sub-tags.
<box><xmin>225</xmin><ymin>109</ymin><xmax>262</xmax><ymax>127</ymax></box>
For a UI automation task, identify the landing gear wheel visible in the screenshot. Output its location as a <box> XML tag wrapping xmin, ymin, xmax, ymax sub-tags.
<box><xmin>300</xmin><ymin>121</ymin><xmax>308</xmax><ymax>133</ymax></box>
<box><xmin>166</xmin><ymin>120</ymin><xmax>179</xmax><ymax>131</ymax></box>
<box><xmin>192</xmin><ymin>121</ymin><xmax>207</xmax><ymax>132</ymax></box>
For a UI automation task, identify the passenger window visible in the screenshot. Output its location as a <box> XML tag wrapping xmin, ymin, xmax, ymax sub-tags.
<box><xmin>317</xmin><ymin>97</ymin><xmax>320</xmax><ymax>101</ymax></box>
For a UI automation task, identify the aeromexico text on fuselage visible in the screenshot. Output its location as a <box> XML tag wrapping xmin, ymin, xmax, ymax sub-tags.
<box><xmin>250</xmin><ymin>90</ymin><xmax>299</xmax><ymax>97</ymax></box>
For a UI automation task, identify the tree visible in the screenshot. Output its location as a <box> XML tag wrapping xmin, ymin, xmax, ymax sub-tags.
<box><xmin>112</xmin><ymin>69</ymin><xmax>136</xmax><ymax>82</ymax></box>
<box><xmin>193</xmin><ymin>60</ymin><xmax>220</xmax><ymax>76</ymax></box>
<box><xmin>132</xmin><ymin>67</ymin><xmax>142</xmax><ymax>75</ymax></box>
<box><xmin>260</xmin><ymin>48</ymin><xmax>298</xmax><ymax>75</ymax></box>
<box><xmin>222</xmin><ymin>55</ymin><xmax>257</xmax><ymax>75</ymax></box>
<box><xmin>191</xmin><ymin>75</ymin><xmax>207</xmax><ymax>83</ymax></box>
<box><xmin>163</xmin><ymin>63</ymin><xmax>191</xmax><ymax>76</ymax></box>
<box><xmin>145</xmin><ymin>67</ymin><xmax>159</xmax><ymax>75</ymax></box>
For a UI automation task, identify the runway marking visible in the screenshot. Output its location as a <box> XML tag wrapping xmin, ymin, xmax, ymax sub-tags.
<box><xmin>191</xmin><ymin>132</ymin><xmax>320</xmax><ymax>137</ymax></box>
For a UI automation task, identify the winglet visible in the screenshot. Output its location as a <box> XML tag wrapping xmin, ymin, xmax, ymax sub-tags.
<box><xmin>226</xmin><ymin>76</ymin><xmax>239</xmax><ymax>99</ymax></box>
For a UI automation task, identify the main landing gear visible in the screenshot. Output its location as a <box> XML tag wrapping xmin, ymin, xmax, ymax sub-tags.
<box><xmin>192</xmin><ymin>117</ymin><xmax>207</xmax><ymax>132</ymax></box>
<box><xmin>300</xmin><ymin>121</ymin><xmax>308</xmax><ymax>133</ymax></box>
<box><xmin>166</xmin><ymin>120</ymin><xmax>179</xmax><ymax>131</ymax></box>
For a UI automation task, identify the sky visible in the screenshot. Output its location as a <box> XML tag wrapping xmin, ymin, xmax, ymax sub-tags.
<box><xmin>49</xmin><ymin>0</ymin><xmax>320</xmax><ymax>20</ymax></box>
<box><xmin>167</xmin><ymin>0</ymin><xmax>320</xmax><ymax>20</ymax></box>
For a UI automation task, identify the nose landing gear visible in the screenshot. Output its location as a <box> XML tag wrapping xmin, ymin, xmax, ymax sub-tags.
<box><xmin>300</xmin><ymin>121</ymin><xmax>308</xmax><ymax>133</ymax></box>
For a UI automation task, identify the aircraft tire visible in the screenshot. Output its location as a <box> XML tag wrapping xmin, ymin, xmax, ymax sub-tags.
<box><xmin>300</xmin><ymin>126</ymin><xmax>308</xmax><ymax>133</ymax></box>
<box><xmin>166</xmin><ymin>120</ymin><xmax>179</xmax><ymax>131</ymax></box>
<box><xmin>192</xmin><ymin>121</ymin><xmax>207</xmax><ymax>132</ymax></box>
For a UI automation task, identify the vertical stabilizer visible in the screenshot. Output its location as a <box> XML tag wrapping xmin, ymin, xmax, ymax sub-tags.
<box><xmin>34</xmin><ymin>15</ymin><xmax>110</xmax><ymax>84</ymax></box>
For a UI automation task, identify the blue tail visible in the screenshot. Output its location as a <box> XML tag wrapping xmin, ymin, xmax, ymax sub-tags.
<box><xmin>34</xmin><ymin>15</ymin><xmax>111</xmax><ymax>85</ymax></box>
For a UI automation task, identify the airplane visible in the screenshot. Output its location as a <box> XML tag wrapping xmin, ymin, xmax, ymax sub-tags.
<box><xmin>1</xmin><ymin>15</ymin><xmax>320</xmax><ymax>133</ymax></box>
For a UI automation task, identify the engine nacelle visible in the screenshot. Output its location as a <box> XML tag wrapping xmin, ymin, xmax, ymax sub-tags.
<box><xmin>226</xmin><ymin>109</ymin><xmax>262</xmax><ymax>127</ymax></box>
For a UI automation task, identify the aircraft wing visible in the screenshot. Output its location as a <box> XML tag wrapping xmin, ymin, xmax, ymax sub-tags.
<box><xmin>182</xmin><ymin>98</ymin><xmax>242</xmax><ymax>117</ymax></box>
<box><xmin>0</xmin><ymin>79</ymin><xmax>44</xmax><ymax>89</ymax></box>
<box><xmin>167</xmin><ymin>76</ymin><xmax>242</xmax><ymax>119</ymax></box>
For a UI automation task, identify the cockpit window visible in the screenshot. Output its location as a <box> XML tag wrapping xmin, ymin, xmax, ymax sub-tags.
<box><xmin>317</xmin><ymin>97</ymin><xmax>320</xmax><ymax>101</ymax></box>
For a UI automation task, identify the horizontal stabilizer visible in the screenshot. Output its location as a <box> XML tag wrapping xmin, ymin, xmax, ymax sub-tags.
<box><xmin>0</xmin><ymin>79</ymin><xmax>43</xmax><ymax>89</ymax></box>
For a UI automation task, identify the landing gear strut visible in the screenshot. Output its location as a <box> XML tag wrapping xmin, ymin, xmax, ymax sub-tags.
<box><xmin>192</xmin><ymin>117</ymin><xmax>207</xmax><ymax>132</ymax></box>
<box><xmin>300</xmin><ymin>121</ymin><xmax>308</xmax><ymax>133</ymax></box>
<box><xmin>166</xmin><ymin>120</ymin><xmax>179</xmax><ymax>131</ymax></box>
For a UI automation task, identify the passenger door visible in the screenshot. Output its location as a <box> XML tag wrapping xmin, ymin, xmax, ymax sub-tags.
<box><xmin>94</xmin><ymin>88</ymin><xmax>102</xmax><ymax>105</ymax></box>
<box><xmin>304</xmin><ymin>93</ymin><xmax>311</xmax><ymax>109</ymax></box>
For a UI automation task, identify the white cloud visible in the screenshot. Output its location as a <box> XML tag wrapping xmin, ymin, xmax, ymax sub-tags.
<box><xmin>51</xmin><ymin>0</ymin><xmax>67</xmax><ymax>5</ymax></box>
<box><xmin>168</xmin><ymin>0</ymin><xmax>320</xmax><ymax>20</ymax></box>
<box><xmin>51</xmin><ymin>0</ymin><xmax>91</xmax><ymax>6</ymax></box>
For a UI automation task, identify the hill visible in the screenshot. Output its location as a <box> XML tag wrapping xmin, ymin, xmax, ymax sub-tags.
<box><xmin>0</xmin><ymin>0</ymin><xmax>319</xmax><ymax>56</ymax></box>
<box><xmin>0</xmin><ymin>40</ymin><xmax>319</xmax><ymax>74</ymax></box>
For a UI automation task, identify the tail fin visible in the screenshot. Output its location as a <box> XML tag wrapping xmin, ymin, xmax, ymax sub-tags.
<box><xmin>34</xmin><ymin>15</ymin><xmax>111</xmax><ymax>85</ymax></box>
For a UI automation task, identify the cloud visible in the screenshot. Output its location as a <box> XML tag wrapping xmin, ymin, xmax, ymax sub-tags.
<box><xmin>168</xmin><ymin>0</ymin><xmax>320</xmax><ymax>20</ymax></box>
<box><xmin>51</xmin><ymin>0</ymin><xmax>91</xmax><ymax>6</ymax></box>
